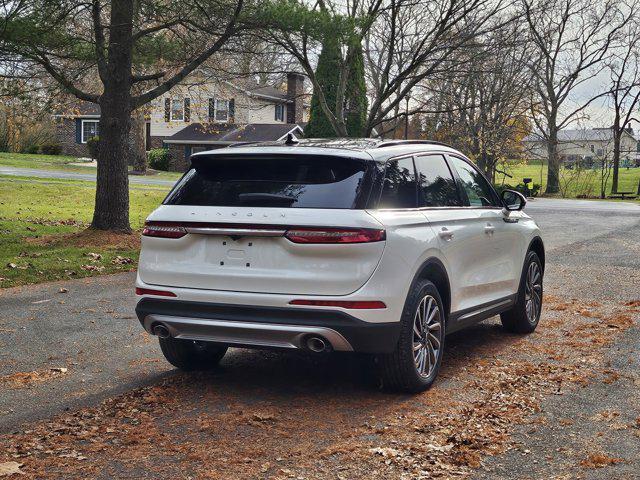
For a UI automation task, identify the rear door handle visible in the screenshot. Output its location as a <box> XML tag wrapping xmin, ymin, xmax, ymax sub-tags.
<box><xmin>484</xmin><ymin>223</ymin><xmax>495</xmax><ymax>235</ymax></box>
<box><xmin>438</xmin><ymin>227</ymin><xmax>454</xmax><ymax>241</ymax></box>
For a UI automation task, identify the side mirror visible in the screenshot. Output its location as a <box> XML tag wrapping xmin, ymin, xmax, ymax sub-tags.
<box><xmin>501</xmin><ymin>189</ymin><xmax>526</xmax><ymax>211</ymax></box>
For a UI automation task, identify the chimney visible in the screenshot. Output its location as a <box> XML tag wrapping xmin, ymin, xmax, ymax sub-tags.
<box><xmin>286</xmin><ymin>72</ymin><xmax>305</xmax><ymax>124</ymax></box>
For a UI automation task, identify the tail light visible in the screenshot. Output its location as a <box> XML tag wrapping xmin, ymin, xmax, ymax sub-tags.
<box><xmin>284</xmin><ymin>228</ymin><xmax>385</xmax><ymax>244</ymax></box>
<box><xmin>289</xmin><ymin>299</ymin><xmax>387</xmax><ymax>309</ymax></box>
<box><xmin>141</xmin><ymin>222</ymin><xmax>385</xmax><ymax>244</ymax></box>
<box><xmin>142</xmin><ymin>223</ymin><xmax>186</xmax><ymax>239</ymax></box>
<box><xmin>135</xmin><ymin>287</ymin><xmax>177</xmax><ymax>297</ymax></box>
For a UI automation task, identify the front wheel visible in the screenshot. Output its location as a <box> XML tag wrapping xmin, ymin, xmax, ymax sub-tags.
<box><xmin>378</xmin><ymin>280</ymin><xmax>445</xmax><ymax>393</ymax></box>
<box><xmin>501</xmin><ymin>251</ymin><xmax>543</xmax><ymax>333</ymax></box>
<box><xmin>159</xmin><ymin>337</ymin><xmax>228</xmax><ymax>371</ymax></box>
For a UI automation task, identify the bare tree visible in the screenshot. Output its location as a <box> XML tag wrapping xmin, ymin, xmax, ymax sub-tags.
<box><xmin>364</xmin><ymin>0</ymin><xmax>509</xmax><ymax>136</ymax></box>
<box><xmin>262</xmin><ymin>0</ymin><xmax>507</xmax><ymax>137</ymax></box>
<box><xmin>522</xmin><ymin>0</ymin><xmax>634</xmax><ymax>194</ymax></box>
<box><xmin>606</xmin><ymin>22</ymin><xmax>640</xmax><ymax>193</ymax></box>
<box><xmin>418</xmin><ymin>21</ymin><xmax>535</xmax><ymax>180</ymax></box>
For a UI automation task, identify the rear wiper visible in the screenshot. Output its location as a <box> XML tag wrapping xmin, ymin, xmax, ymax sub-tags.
<box><xmin>238</xmin><ymin>193</ymin><xmax>297</xmax><ymax>206</ymax></box>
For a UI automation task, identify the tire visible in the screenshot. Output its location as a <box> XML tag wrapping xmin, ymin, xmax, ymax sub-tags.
<box><xmin>159</xmin><ymin>337</ymin><xmax>228</xmax><ymax>371</ymax></box>
<box><xmin>501</xmin><ymin>251</ymin><xmax>543</xmax><ymax>334</ymax></box>
<box><xmin>378</xmin><ymin>280</ymin><xmax>446</xmax><ymax>393</ymax></box>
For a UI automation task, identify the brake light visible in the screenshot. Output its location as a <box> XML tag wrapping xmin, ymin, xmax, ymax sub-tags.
<box><xmin>142</xmin><ymin>223</ymin><xmax>187</xmax><ymax>238</ymax></box>
<box><xmin>135</xmin><ymin>287</ymin><xmax>177</xmax><ymax>297</ymax></box>
<box><xmin>289</xmin><ymin>299</ymin><xmax>387</xmax><ymax>309</ymax></box>
<box><xmin>284</xmin><ymin>228</ymin><xmax>385</xmax><ymax>244</ymax></box>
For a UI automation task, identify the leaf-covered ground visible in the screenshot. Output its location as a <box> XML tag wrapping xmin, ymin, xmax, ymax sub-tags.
<box><xmin>1</xmin><ymin>295</ymin><xmax>637</xmax><ymax>479</ymax></box>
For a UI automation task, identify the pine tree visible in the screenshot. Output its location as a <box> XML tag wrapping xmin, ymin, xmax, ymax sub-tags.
<box><xmin>305</xmin><ymin>36</ymin><xmax>342</xmax><ymax>138</ymax></box>
<box><xmin>344</xmin><ymin>42</ymin><xmax>368</xmax><ymax>137</ymax></box>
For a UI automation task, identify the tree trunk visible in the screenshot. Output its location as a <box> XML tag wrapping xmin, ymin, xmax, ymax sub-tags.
<box><xmin>91</xmin><ymin>0</ymin><xmax>134</xmax><ymax>233</ymax></box>
<box><xmin>611</xmin><ymin>128</ymin><xmax>622</xmax><ymax>193</ymax></box>
<box><xmin>130</xmin><ymin>110</ymin><xmax>147</xmax><ymax>174</ymax></box>
<box><xmin>93</xmin><ymin>95</ymin><xmax>132</xmax><ymax>232</ymax></box>
<box><xmin>545</xmin><ymin>127</ymin><xmax>560</xmax><ymax>194</ymax></box>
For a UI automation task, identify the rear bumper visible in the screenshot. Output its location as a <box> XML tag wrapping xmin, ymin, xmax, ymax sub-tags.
<box><xmin>135</xmin><ymin>299</ymin><xmax>401</xmax><ymax>354</ymax></box>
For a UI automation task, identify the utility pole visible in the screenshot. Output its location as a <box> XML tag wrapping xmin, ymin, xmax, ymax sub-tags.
<box><xmin>404</xmin><ymin>95</ymin><xmax>410</xmax><ymax>140</ymax></box>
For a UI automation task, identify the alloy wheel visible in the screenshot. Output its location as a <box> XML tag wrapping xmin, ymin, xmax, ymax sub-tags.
<box><xmin>524</xmin><ymin>261</ymin><xmax>542</xmax><ymax>324</ymax></box>
<box><xmin>412</xmin><ymin>295</ymin><xmax>443</xmax><ymax>378</ymax></box>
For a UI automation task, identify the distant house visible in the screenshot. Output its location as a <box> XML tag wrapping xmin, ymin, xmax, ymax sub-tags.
<box><xmin>522</xmin><ymin>128</ymin><xmax>638</xmax><ymax>168</ymax></box>
<box><xmin>54</xmin><ymin>72</ymin><xmax>307</xmax><ymax>170</ymax></box>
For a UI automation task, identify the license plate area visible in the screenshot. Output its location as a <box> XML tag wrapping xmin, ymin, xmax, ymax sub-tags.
<box><xmin>203</xmin><ymin>235</ymin><xmax>263</xmax><ymax>268</ymax></box>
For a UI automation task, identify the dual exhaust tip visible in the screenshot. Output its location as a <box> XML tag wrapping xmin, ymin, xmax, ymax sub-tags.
<box><xmin>152</xmin><ymin>323</ymin><xmax>171</xmax><ymax>339</ymax></box>
<box><xmin>151</xmin><ymin>323</ymin><xmax>331</xmax><ymax>353</ymax></box>
<box><xmin>305</xmin><ymin>336</ymin><xmax>330</xmax><ymax>353</ymax></box>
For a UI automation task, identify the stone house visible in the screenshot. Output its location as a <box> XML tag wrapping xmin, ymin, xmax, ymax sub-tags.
<box><xmin>54</xmin><ymin>72</ymin><xmax>307</xmax><ymax>170</ymax></box>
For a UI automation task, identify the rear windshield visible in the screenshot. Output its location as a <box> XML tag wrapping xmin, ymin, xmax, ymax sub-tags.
<box><xmin>164</xmin><ymin>155</ymin><xmax>370</xmax><ymax>209</ymax></box>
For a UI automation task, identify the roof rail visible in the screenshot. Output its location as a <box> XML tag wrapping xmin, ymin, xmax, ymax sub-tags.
<box><xmin>376</xmin><ymin>139</ymin><xmax>454</xmax><ymax>149</ymax></box>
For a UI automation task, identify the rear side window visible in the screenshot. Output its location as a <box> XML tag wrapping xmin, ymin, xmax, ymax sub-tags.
<box><xmin>164</xmin><ymin>155</ymin><xmax>369</xmax><ymax>209</ymax></box>
<box><xmin>448</xmin><ymin>156</ymin><xmax>500</xmax><ymax>207</ymax></box>
<box><xmin>414</xmin><ymin>155</ymin><xmax>461</xmax><ymax>207</ymax></box>
<box><xmin>378</xmin><ymin>157</ymin><xmax>417</xmax><ymax>208</ymax></box>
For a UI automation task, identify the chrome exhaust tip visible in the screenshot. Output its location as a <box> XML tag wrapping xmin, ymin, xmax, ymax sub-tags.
<box><xmin>306</xmin><ymin>336</ymin><xmax>328</xmax><ymax>353</ymax></box>
<box><xmin>152</xmin><ymin>323</ymin><xmax>171</xmax><ymax>339</ymax></box>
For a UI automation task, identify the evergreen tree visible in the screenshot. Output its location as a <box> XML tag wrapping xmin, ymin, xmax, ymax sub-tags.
<box><xmin>305</xmin><ymin>36</ymin><xmax>342</xmax><ymax>138</ymax></box>
<box><xmin>344</xmin><ymin>42</ymin><xmax>368</xmax><ymax>137</ymax></box>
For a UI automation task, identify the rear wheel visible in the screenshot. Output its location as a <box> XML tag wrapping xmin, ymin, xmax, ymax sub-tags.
<box><xmin>501</xmin><ymin>251</ymin><xmax>543</xmax><ymax>333</ymax></box>
<box><xmin>159</xmin><ymin>337</ymin><xmax>228</xmax><ymax>371</ymax></box>
<box><xmin>378</xmin><ymin>280</ymin><xmax>445</xmax><ymax>393</ymax></box>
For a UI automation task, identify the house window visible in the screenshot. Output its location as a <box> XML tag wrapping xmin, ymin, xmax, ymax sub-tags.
<box><xmin>81</xmin><ymin>120</ymin><xmax>99</xmax><ymax>143</ymax></box>
<box><xmin>214</xmin><ymin>100</ymin><xmax>229</xmax><ymax>122</ymax></box>
<box><xmin>275</xmin><ymin>104</ymin><xmax>285</xmax><ymax>122</ymax></box>
<box><xmin>170</xmin><ymin>98</ymin><xmax>184</xmax><ymax>121</ymax></box>
<box><xmin>590</xmin><ymin>144</ymin><xmax>595</xmax><ymax>153</ymax></box>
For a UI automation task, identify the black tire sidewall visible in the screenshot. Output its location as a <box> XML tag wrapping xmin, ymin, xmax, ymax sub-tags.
<box><xmin>159</xmin><ymin>337</ymin><xmax>227</xmax><ymax>371</ymax></box>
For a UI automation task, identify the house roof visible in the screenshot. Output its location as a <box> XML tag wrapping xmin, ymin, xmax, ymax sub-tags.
<box><xmin>53</xmin><ymin>101</ymin><xmax>100</xmax><ymax>118</ymax></box>
<box><xmin>247</xmin><ymin>85</ymin><xmax>290</xmax><ymax>102</ymax></box>
<box><xmin>524</xmin><ymin>128</ymin><xmax>637</xmax><ymax>143</ymax></box>
<box><xmin>164</xmin><ymin>123</ymin><xmax>303</xmax><ymax>144</ymax></box>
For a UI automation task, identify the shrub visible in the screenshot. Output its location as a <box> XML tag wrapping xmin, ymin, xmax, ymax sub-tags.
<box><xmin>148</xmin><ymin>148</ymin><xmax>170</xmax><ymax>171</ymax></box>
<box><xmin>24</xmin><ymin>144</ymin><xmax>40</xmax><ymax>154</ymax></box>
<box><xmin>40</xmin><ymin>143</ymin><xmax>62</xmax><ymax>155</ymax></box>
<box><xmin>86</xmin><ymin>136</ymin><xmax>100</xmax><ymax>159</ymax></box>
<box><xmin>15</xmin><ymin>122</ymin><xmax>57</xmax><ymax>154</ymax></box>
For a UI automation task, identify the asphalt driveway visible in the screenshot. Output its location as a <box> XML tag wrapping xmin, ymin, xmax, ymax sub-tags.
<box><xmin>0</xmin><ymin>198</ymin><xmax>638</xmax><ymax>478</ymax></box>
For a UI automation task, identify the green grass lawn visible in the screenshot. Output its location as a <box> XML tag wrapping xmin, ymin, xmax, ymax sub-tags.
<box><xmin>495</xmin><ymin>160</ymin><xmax>640</xmax><ymax>198</ymax></box>
<box><xmin>0</xmin><ymin>176</ymin><xmax>169</xmax><ymax>288</ymax></box>
<box><xmin>0</xmin><ymin>151</ymin><xmax>182</xmax><ymax>180</ymax></box>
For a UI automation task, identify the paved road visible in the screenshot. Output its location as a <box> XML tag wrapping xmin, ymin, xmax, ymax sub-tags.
<box><xmin>1</xmin><ymin>198</ymin><xmax>639</xmax><ymax>477</ymax></box>
<box><xmin>0</xmin><ymin>166</ymin><xmax>178</xmax><ymax>186</ymax></box>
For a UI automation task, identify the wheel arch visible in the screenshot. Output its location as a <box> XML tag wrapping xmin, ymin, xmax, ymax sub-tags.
<box><xmin>413</xmin><ymin>257</ymin><xmax>451</xmax><ymax>317</ymax></box>
<box><xmin>527</xmin><ymin>236</ymin><xmax>545</xmax><ymax>272</ymax></box>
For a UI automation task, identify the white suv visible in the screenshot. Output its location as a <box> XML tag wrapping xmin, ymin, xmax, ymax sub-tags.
<box><xmin>135</xmin><ymin>139</ymin><xmax>544</xmax><ymax>392</ymax></box>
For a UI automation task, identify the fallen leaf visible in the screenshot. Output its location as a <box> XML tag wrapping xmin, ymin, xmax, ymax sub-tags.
<box><xmin>0</xmin><ymin>461</ymin><xmax>24</xmax><ymax>476</ymax></box>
